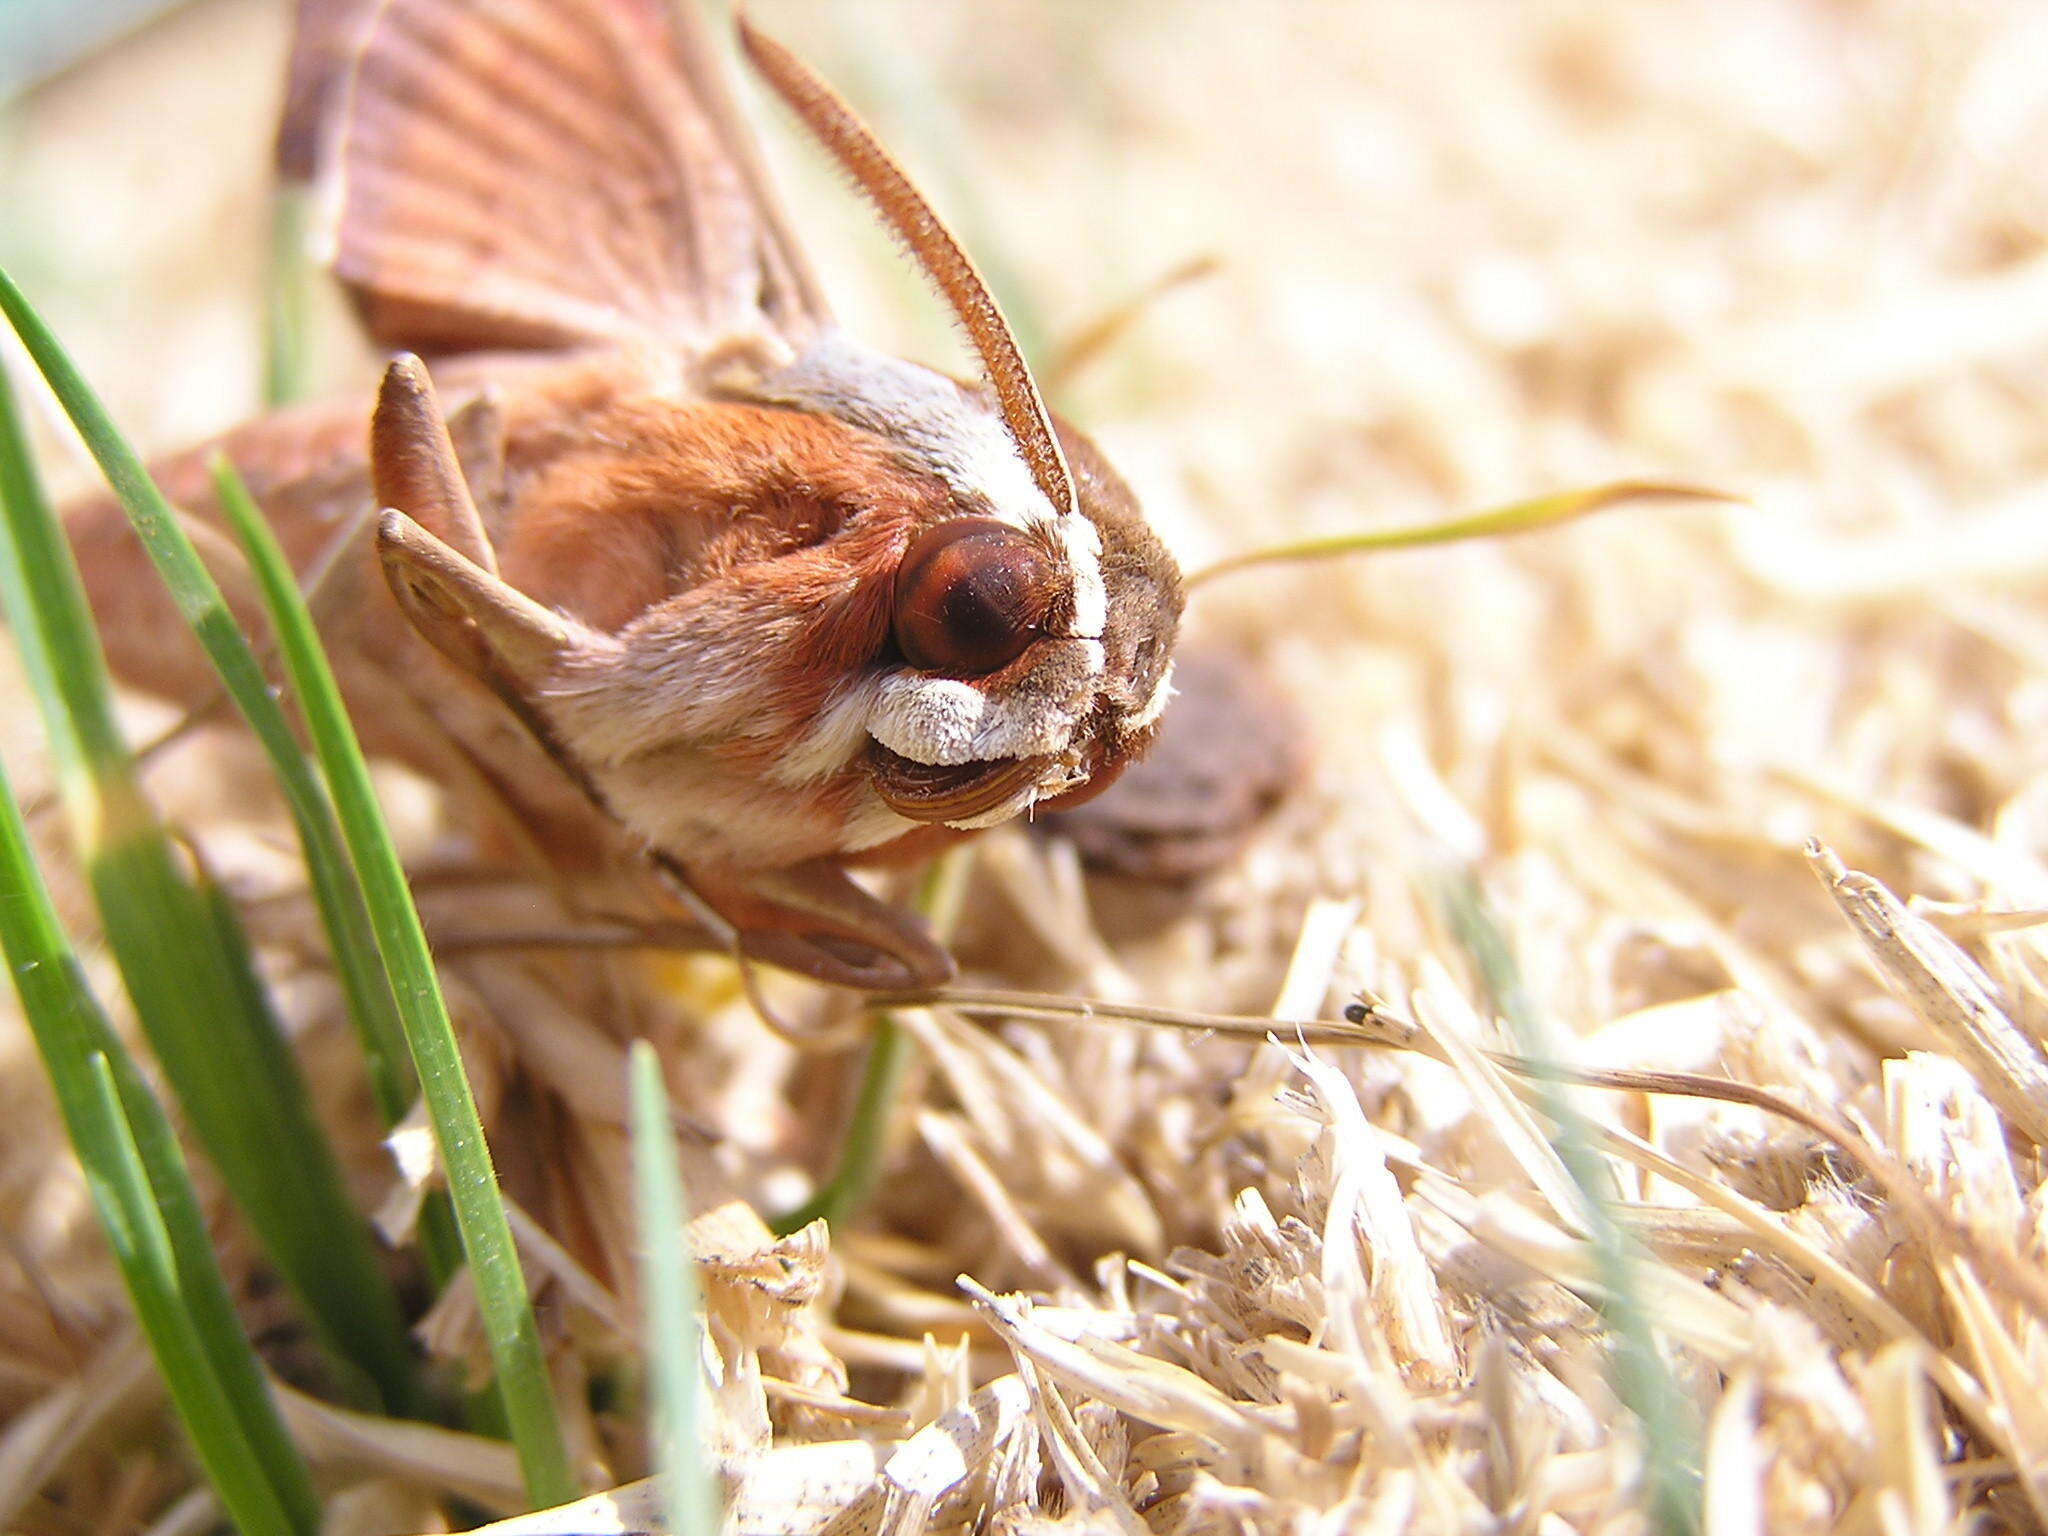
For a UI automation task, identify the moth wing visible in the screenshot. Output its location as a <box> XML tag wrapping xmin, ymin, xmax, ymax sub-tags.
<box><xmin>294</xmin><ymin>0</ymin><xmax>826</xmax><ymax>355</ymax></box>
<box><xmin>278</xmin><ymin>0</ymin><xmax>372</xmax><ymax>180</ymax></box>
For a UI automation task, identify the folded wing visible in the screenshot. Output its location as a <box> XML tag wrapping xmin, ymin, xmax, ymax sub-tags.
<box><xmin>284</xmin><ymin>0</ymin><xmax>826</xmax><ymax>355</ymax></box>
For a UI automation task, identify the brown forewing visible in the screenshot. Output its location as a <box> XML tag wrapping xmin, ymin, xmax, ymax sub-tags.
<box><xmin>314</xmin><ymin>0</ymin><xmax>826</xmax><ymax>356</ymax></box>
<box><xmin>277</xmin><ymin>0</ymin><xmax>373</xmax><ymax>180</ymax></box>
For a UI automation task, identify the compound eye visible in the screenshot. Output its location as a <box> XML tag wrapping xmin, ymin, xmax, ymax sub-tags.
<box><xmin>893</xmin><ymin>518</ymin><xmax>1054</xmax><ymax>676</ymax></box>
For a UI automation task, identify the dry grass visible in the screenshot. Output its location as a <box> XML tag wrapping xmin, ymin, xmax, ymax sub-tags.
<box><xmin>10</xmin><ymin>0</ymin><xmax>2048</xmax><ymax>1531</ymax></box>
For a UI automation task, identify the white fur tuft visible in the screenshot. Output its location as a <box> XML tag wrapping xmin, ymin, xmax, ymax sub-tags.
<box><xmin>868</xmin><ymin>639</ymin><xmax>1103</xmax><ymax>766</ymax></box>
<box><xmin>741</xmin><ymin>332</ymin><xmax>1108</xmax><ymax>646</ymax></box>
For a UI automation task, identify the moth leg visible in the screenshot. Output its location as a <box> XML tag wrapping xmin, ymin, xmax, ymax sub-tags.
<box><xmin>418</xmin><ymin>914</ymin><xmax>726</xmax><ymax>961</ymax></box>
<box><xmin>372</xmin><ymin>354</ymin><xmax>505</xmax><ymax>573</ymax></box>
<box><xmin>680</xmin><ymin>859</ymin><xmax>956</xmax><ymax>992</ymax></box>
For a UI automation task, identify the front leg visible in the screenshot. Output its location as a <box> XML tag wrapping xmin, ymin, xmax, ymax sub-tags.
<box><xmin>677</xmin><ymin>858</ymin><xmax>956</xmax><ymax>992</ymax></box>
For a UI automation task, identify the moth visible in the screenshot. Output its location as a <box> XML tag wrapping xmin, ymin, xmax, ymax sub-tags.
<box><xmin>68</xmin><ymin>0</ymin><xmax>1182</xmax><ymax>990</ymax></box>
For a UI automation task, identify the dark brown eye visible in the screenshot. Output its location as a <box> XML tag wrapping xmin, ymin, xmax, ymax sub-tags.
<box><xmin>892</xmin><ymin>518</ymin><xmax>1053</xmax><ymax>676</ymax></box>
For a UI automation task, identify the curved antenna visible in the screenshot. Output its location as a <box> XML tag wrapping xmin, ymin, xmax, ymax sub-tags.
<box><xmin>738</xmin><ymin>15</ymin><xmax>1077</xmax><ymax>520</ymax></box>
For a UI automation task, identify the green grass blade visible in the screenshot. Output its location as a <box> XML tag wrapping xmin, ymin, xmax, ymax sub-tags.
<box><xmin>772</xmin><ymin>850</ymin><xmax>971</xmax><ymax>1235</ymax></box>
<box><xmin>0</xmin><ymin>289</ymin><xmax>418</xmax><ymax>1414</ymax></box>
<box><xmin>93</xmin><ymin>826</ymin><xmax>418</xmax><ymax>1407</ymax></box>
<box><xmin>81</xmin><ymin>1059</ymin><xmax>307</xmax><ymax>1536</ymax></box>
<box><xmin>264</xmin><ymin>188</ymin><xmax>314</xmax><ymax>408</ymax></box>
<box><xmin>772</xmin><ymin>1019</ymin><xmax>914</xmax><ymax>1236</ymax></box>
<box><xmin>1185</xmin><ymin>481</ymin><xmax>1736</xmax><ymax>589</ymax></box>
<box><xmin>207</xmin><ymin>458</ymin><xmax>465</xmax><ymax>1293</ymax></box>
<box><xmin>209</xmin><ymin>457</ymin><xmax>577</xmax><ymax>1505</ymax></box>
<box><xmin>289</xmin><ymin>805</ymin><xmax>418</xmax><ymax>1129</ymax></box>
<box><xmin>0</xmin><ymin>376</ymin><xmax>121</xmax><ymax>803</ymax></box>
<box><xmin>0</xmin><ymin>751</ymin><xmax>319</xmax><ymax>1536</ymax></box>
<box><xmin>628</xmin><ymin>1043</ymin><xmax>716</xmax><ymax>1536</ymax></box>
<box><xmin>79</xmin><ymin>1054</ymin><xmax>312</xmax><ymax>1536</ymax></box>
<box><xmin>1446</xmin><ymin>876</ymin><xmax>1702</xmax><ymax>1536</ymax></box>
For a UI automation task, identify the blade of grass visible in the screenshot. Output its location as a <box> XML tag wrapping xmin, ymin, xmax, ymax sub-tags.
<box><xmin>1185</xmin><ymin>481</ymin><xmax>1735</xmax><ymax>589</ymax></box>
<box><xmin>264</xmin><ymin>187</ymin><xmax>314</xmax><ymax>408</ymax></box>
<box><xmin>1445</xmin><ymin>874</ymin><xmax>1701</xmax><ymax>1536</ymax></box>
<box><xmin>206</xmin><ymin>457</ymin><xmax>464</xmax><ymax>1293</ymax></box>
<box><xmin>1</xmin><ymin>268</ymin><xmax>414</xmax><ymax>1121</ymax></box>
<box><xmin>628</xmin><ymin>1043</ymin><xmax>717</xmax><ymax>1536</ymax></box>
<box><xmin>209</xmin><ymin>456</ymin><xmax>577</xmax><ymax>1505</ymax></box>
<box><xmin>772</xmin><ymin>1017</ymin><xmax>915</xmax><ymax>1236</ymax></box>
<box><xmin>0</xmin><ymin>320</ymin><xmax>418</xmax><ymax>1414</ymax></box>
<box><xmin>79</xmin><ymin>1054</ymin><xmax>309</xmax><ymax>1536</ymax></box>
<box><xmin>773</xmin><ymin>849</ymin><xmax>970</xmax><ymax>1236</ymax></box>
<box><xmin>0</xmin><ymin>748</ymin><xmax>319</xmax><ymax>1536</ymax></box>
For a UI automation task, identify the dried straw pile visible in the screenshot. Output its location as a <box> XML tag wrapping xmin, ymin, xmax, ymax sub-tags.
<box><xmin>9</xmin><ymin>1</ymin><xmax>2048</xmax><ymax>1531</ymax></box>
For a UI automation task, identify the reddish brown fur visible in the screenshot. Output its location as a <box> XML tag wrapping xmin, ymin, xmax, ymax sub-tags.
<box><xmin>63</xmin><ymin>354</ymin><xmax>971</xmax><ymax>873</ymax></box>
<box><xmin>497</xmin><ymin>398</ymin><xmax>948</xmax><ymax>635</ymax></box>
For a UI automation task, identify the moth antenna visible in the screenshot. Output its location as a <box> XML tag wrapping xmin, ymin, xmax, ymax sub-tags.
<box><xmin>737</xmin><ymin>15</ymin><xmax>1077</xmax><ymax>520</ymax></box>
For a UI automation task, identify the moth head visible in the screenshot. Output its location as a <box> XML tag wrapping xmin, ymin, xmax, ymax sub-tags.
<box><xmin>373</xmin><ymin>24</ymin><xmax>1184</xmax><ymax>859</ymax></box>
<box><xmin>850</xmin><ymin>408</ymin><xmax>1179</xmax><ymax>830</ymax></box>
<box><xmin>736</xmin><ymin>23</ymin><xmax>1183</xmax><ymax>832</ymax></box>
